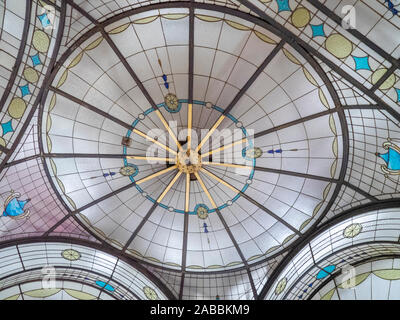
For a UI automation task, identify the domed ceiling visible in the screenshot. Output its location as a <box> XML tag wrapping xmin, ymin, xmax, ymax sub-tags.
<box><xmin>0</xmin><ymin>0</ymin><xmax>399</xmax><ymax>300</ymax></box>
<box><xmin>42</xmin><ymin>5</ymin><xmax>343</xmax><ymax>272</ymax></box>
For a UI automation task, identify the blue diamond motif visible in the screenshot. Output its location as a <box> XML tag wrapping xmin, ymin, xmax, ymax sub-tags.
<box><xmin>1</xmin><ymin>120</ymin><xmax>13</xmax><ymax>135</ymax></box>
<box><xmin>37</xmin><ymin>13</ymin><xmax>51</xmax><ymax>28</ymax></box>
<box><xmin>353</xmin><ymin>56</ymin><xmax>371</xmax><ymax>71</ymax></box>
<box><xmin>396</xmin><ymin>88</ymin><xmax>400</xmax><ymax>102</ymax></box>
<box><xmin>30</xmin><ymin>54</ymin><xmax>41</xmax><ymax>67</ymax></box>
<box><xmin>19</xmin><ymin>84</ymin><xmax>31</xmax><ymax>97</ymax></box>
<box><xmin>311</xmin><ymin>24</ymin><xmax>325</xmax><ymax>37</ymax></box>
<box><xmin>276</xmin><ymin>0</ymin><xmax>291</xmax><ymax>12</ymax></box>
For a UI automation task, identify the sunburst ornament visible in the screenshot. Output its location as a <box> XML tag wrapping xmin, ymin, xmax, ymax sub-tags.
<box><xmin>61</xmin><ymin>249</ymin><xmax>81</xmax><ymax>261</ymax></box>
<box><xmin>343</xmin><ymin>223</ymin><xmax>362</xmax><ymax>238</ymax></box>
<box><xmin>164</xmin><ymin>93</ymin><xmax>179</xmax><ymax>112</ymax></box>
<box><xmin>195</xmin><ymin>204</ymin><xmax>209</xmax><ymax>219</ymax></box>
<box><xmin>275</xmin><ymin>277</ymin><xmax>287</xmax><ymax>295</ymax></box>
<box><xmin>143</xmin><ymin>286</ymin><xmax>158</xmax><ymax>300</ymax></box>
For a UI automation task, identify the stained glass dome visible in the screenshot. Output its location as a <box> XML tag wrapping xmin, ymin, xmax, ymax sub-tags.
<box><xmin>0</xmin><ymin>0</ymin><xmax>399</xmax><ymax>300</ymax></box>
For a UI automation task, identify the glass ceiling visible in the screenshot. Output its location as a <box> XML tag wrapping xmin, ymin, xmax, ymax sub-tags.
<box><xmin>0</xmin><ymin>0</ymin><xmax>399</xmax><ymax>300</ymax></box>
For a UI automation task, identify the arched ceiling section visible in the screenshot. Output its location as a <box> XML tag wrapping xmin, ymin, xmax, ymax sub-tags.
<box><xmin>0</xmin><ymin>239</ymin><xmax>172</xmax><ymax>300</ymax></box>
<box><xmin>0</xmin><ymin>279</ymin><xmax>115</xmax><ymax>300</ymax></box>
<box><xmin>263</xmin><ymin>205</ymin><xmax>400</xmax><ymax>300</ymax></box>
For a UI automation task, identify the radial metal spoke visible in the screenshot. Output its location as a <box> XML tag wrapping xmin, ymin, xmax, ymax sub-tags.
<box><xmin>254</xmin><ymin>108</ymin><xmax>338</xmax><ymax>139</ymax></box>
<box><xmin>157</xmin><ymin>171</ymin><xmax>182</xmax><ymax>203</ymax></box>
<box><xmin>254</xmin><ymin>166</ymin><xmax>337</xmax><ymax>183</ymax></box>
<box><xmin>126</xmin><ymin>156</ymin><xmax>177</xmax><ymax>163</ymax></box>
<box><xmin>240</xmin><ymin>191</ymin><xmax>301</xmax><ymax>235</ymax></box>
<box><xmin>223</xmin><ymin>40</ymin><xmax>285</xmax><ymax>116</ymax></box>
<box><xmin>180</xmin><ymin>4</ymin><xmax>195</xmax><ymax>297</ymax></box>
<box><xmin>43</xmin><ymin>153</ymin><xmax>176</xmax><ymax>162</ymax></box>
<box><xmin>135</xmin><ymin>165</ymin><xmax>178</xmax><ymax>185</ymax></box>
<box><xmin>50</xmin><ymin>86</ymin><xmax>131</xmax><ymax>129</ymax></box>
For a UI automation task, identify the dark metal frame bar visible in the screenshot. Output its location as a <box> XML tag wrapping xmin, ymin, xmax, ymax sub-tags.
<box><xmin>179</xmin><ymin>2</ymin><xmax>195</xmax><ymax>299</ymax></box>
<box><xmin>223</xmin><ymin>40</ymin><xmax>285</xmax><ymax>116</ymax></box>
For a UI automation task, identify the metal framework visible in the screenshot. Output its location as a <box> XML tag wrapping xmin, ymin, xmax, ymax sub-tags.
<box><xmin>307</xmin><ymin>253</ymin><xmax>400</xmax><ymax>300</ymax></box>
<box><xmin>0</xmin><ymin>0</ymin><xmax>399</xmax><ymax>300</ymax></box>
